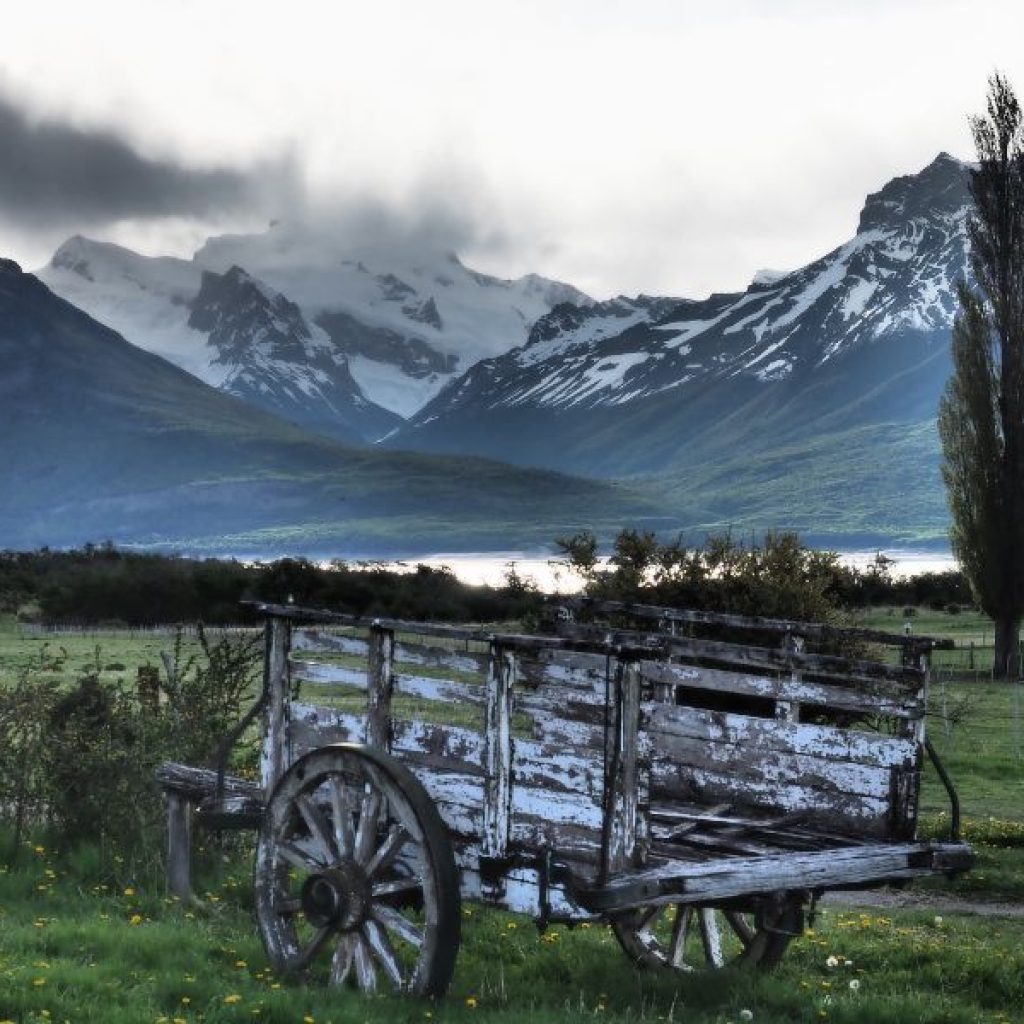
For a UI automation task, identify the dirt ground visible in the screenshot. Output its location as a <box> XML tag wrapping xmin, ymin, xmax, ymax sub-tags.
<box><xmin>822</xmin><ymin>887</ymin><xmax>1024</xmax><ymax>918</ymax></box>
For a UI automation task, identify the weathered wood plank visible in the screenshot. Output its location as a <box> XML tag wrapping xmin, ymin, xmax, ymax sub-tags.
<box><xmin>563</xmin><ymin>598</ymin><xmax>954</xmax><ymax>650</ymax></box>
<box><xmin>288</xmin><ymin>659</ymin><xmax>368</xmax><ymax>689</ymax></box>
<box><xmin>157</xmin><ymin>762</ymin><xmax>263</xmax><ymax>801</ymax></box>
<box><xmin>516</xmin><ymin>648</ymin><xmax>613</xmax><ymax>693</ymax></box>
<box><xmin>554</xmin><ymin>621</ymin><xmax>923</xmax><ymax>687</ymax></box>
<box><xmin>291</xmin><ymin>629</ymin><xmax>369</xmax><ymax>657</ymax></box>
<box><xmin>393</xmin><ymin>672</ymin><xmax>486</xmax><ymax>708</ymax></box>
<box><xmin>649</xmin><ymin>757</ymin><xmax>891</xmax><ymax>832</ymax></box>
<box><xmin>639</xmin><ymin>660</ymin><xmax>920</xmax><ymax>715</ymax></box>
<box><xmin>512</xmin><ymin>740</ymin><xmax>605</xmax><ymax>799</ymax></box>
<box><xmin>393</xmin><ymin>639</ymin><xmax>489</xmax><ymax>676</ymax></box>
<box><xmin>647</xmin><ymin>704</ymin><xmax>918</xmax><ymax>770</ymax></box>
<box><xmin>592</xmin><ymin>842</ymin><xmax>972</xmax><ymax>909</ymax></box>
<box><xmin>288</xmin><ymin>705</ymin><xmax>485</xmax><ymax>775</ymax></box>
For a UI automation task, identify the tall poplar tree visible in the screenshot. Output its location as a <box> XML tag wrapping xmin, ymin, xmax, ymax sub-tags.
<box><xmin>939</xmin><ymin>73</ymin><xmax>1024</xmax><ymax>678</ymax></box>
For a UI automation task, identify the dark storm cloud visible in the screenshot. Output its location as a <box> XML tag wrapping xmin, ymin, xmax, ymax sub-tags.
<box><xmin>0</xmin><ymin>93</ymin><xmax>295</xmax><ymax>228</ymax></box>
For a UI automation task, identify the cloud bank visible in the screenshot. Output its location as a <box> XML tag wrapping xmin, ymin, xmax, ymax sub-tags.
<box><xmin>0</xmin><ymin>93</ymin><xmax>297</xmax><ymax>230</ymax></box>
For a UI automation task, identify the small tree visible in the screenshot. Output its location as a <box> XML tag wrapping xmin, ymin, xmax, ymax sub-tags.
<box><xmin>939</xmin><ymin>73</ymin><xmax>1024</xmax><ymax>678</ymax></box>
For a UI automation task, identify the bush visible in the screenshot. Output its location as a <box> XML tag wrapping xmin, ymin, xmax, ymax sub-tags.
<box><xmin>0</xmin><ymin>626</ymin><xmax>261</xmax><ymax>876</ymax></box>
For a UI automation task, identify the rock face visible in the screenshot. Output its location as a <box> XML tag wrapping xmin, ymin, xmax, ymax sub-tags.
<box><xmin>185</xmin><ymin>265</ymin><xmax>399</xmax><ymax>443</ymax></box>
<box><xmin>40</xmin><ymin>225</ymin><xmax>591</xmax><ymax>431</ymax></box>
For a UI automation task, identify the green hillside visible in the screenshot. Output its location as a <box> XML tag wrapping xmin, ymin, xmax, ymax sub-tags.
<box><xmin>0</xmin><ymin>260</ymin><xmax>664</xmax><ymax>554</ymax></box>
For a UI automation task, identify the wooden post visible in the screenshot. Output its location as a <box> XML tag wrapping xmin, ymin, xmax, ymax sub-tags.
<box><xmin>775</xmin><ymin>629</ymin><xmax>802</xmax><ymax>723</ymax></box>
<box><xmin>137</xmin><ymin>664</ymin><xmax>160</xmax><ymax>713</ymax></box>
<box><xmin>260</xmin><ymin>617</ymin><xmax>292</xmax><ymax>794</ymax></box>
<box><xmin>482</xmin><ymin>642</ymin><xmax>513</xmax><ymax>865</ymax></box>
<box><xmin>166</xmin><ymin>792</ymin><xmax>192</xmax><ymax>899</ymax></box>
<box><xmin>366</xmin><ymin>624</ymin><xmax>395</xmax><ymax>751</ymax></box>
<box><xmin>604</xmin><ymin>658</ymin><xmax>645</xmax><ymax>878</ymax></box>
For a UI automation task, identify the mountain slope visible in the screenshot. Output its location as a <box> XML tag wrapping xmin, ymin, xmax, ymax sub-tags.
<box><xmin>0</xmin><ymin>259</ymin><xmax>662</xmax><ymax>553</ymax></box>
<box><xmin>388</xmin><ymin>154</ymin><xmax>970</xmax><ymax>543</ymax></box>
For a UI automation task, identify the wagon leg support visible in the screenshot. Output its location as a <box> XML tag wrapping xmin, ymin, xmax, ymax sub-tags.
<box><xmin>166</xmin><ymin>792</ymin><xmax>193</xmax><ymax>901</ymax></box>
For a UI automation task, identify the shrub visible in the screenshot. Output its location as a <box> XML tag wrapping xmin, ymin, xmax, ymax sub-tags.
<box><xmin>0</xmin><ymin>626</ymin><xmax>261</xmax><ymax>877</ymax></box>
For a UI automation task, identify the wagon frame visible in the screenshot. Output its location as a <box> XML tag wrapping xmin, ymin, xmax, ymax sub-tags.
<box><xmin>159</xmin><ymin>598</ymin><xmax>974</xmax><ymax>995</ymax></box>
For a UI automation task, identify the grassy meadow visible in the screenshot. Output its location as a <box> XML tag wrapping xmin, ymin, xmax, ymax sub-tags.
<box><xmin>1</xmin><ymin>609</ymin><xmax>1023</xmax><ymax>1023</ymax></box>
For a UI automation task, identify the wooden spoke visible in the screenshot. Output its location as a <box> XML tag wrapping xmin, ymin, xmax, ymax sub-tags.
<box><xmin>273</xmin><ymin>897</ymin><xmax>302</xmax><ymax>916</ymax></box>
<box><xmin>699</xmin><ymin>909</ymin><xmax>724</xmax><ymax>968</ymax></box>
<box><xmin>354</xmin><ymin>786</ymin><xmax>383</xmax><ymax>864</ymax></box>
<box><xmin>635</xmin><ymin>904</ymin><xmax>663</xmax><ymax>937</ymax></box>
<box><xmin>353</xmin><ymin>933</ymin><xmax>378</xmax><ymax>993</ymax></box>
<box><xmin>328</xmin><ymin>775</ymin><xmax>355</xmax><ymax>859</ymax></box>
<box><xmin>372</xmin><ymin>876</ymin><xmax>423</xmax><ymax>899</ymax></box>
<box><xmin>330</xmin><ymin>935</ymin><xmax>355</xmax><ymax>985</ymax></box>
<box><xmin>365</xmin><ymin>825</ymin><xmax>410</xmax><ymax>879</ymax></box>
<box><xmin>724</xmin><ymin>910</ymin><xmax>756</xmax><ymax>948</ymax></box>
<box><xmin>293</xmin><ymin>925</ymin><xmax>334</xmax><ymax>972</ymax></box>
<box><xmin>372</xmin><ymin>904</ymin><xmax>425</xmax><ymax>948</ymax></box>
<box><xmin>296</xmin><ymin>794</ymin><xmax>337</xmax><ymax>864</ymax></box>
<box><xmin>278</xmin><ymin>839</ymin><xmax>326</xmax><ymax>872</ymax></box>
<box><xmin>668</xmin><ymin>906</ymin><xmax>693</xmax><ymax>969</ymax></box>
<box><xmin>363</xmin><ymin>919</ymin><xmax>405</xmax><ymax>988</ymax></box>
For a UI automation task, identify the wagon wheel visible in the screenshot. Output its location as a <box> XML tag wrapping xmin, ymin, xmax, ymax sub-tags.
<box><xmin>613</xmin><ymin>896</ymin><xmax>801</xmax><ymax>972</ymax></box>
<box><xmin>255</xmin><ymin>743</ymin><xmax>461</xmax><ymax>997</ymax></box>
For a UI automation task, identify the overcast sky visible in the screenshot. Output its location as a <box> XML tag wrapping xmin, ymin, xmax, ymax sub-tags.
<box><xmin>1</xmin><ymin>0</ymin><xmax>1022</xmax><ymax>298</ymax></box>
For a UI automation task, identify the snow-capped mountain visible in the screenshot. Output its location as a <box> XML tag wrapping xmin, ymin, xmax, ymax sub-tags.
<box><xmin>39</xmin><ymin>224</ymin><xmax>591</xmax><ymax>440</ymax></box>
<box><xmin>193</xmin><ymin>224</ymin><xmax>590</xmax><ymax>416</ymax></box>
<box><xmin>392</xmin><ymin>153</ymin><xmax>971</xmax><ymax>484</ymax></box>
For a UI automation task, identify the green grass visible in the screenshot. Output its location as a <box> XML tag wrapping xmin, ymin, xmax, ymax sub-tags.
<box><xmin>0</xmin><ymin>615</ymin><xmax>211</xmax><ymax>692</ymax></box>
<box><xmin>1</xmin><ymin>850</ymin><xmax>1023</xmax><ymax>1024</ymax></box>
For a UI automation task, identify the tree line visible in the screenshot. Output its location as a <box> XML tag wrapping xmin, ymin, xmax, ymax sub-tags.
<box><xmin>0</xmin><ymin>538</ymin><xmax>972</xmax><ymax>627</ymax></box>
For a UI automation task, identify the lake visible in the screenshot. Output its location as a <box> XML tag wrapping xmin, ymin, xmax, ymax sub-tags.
<box><xmin>346</xmin><ymin>547</ymin><xmax>958</xmax><ymax>594</ymax></box>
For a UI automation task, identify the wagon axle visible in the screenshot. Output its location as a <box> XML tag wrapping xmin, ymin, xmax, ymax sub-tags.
<box><xmin>300</xmin><ymin>862</ymin><xmax>370</xmax><ymax>931</ymax></box>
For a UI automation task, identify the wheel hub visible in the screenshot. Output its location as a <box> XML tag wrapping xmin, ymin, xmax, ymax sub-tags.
<box><xmin>300</xmin><ymin>861</ymin><xmax>370</xmax><ymax>931</ymax></box>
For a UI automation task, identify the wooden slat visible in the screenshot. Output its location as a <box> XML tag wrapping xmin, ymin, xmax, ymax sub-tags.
<box><xmin>393</xmin><ymin>639</ymin><xmax>489</xmax><ymax>676</ymax></box>
<box><xmin>555</xmin><ymin>621</ymin><xmax>923</xmax><ymax>687</ymax></box>
<box><xmin>289</xmin><ymin>659</ymin><xmax>368</xmax><ymax>689</ymax></box>
<box><xmin>650</xmin><ymin>757</ymin><xmax>891</xmax><ymax>833</ymax></box>
<box><xmin>291</xmin><ymin>629</ymin><xmax>369</xmax><ymax>657</ymax></box>
<box><xmin>640</xmin><ymin>660</ymin><xmax>920</xmax><ymax>715</ymax></box>
<box><xmin>647</xmin><ymin>704</ymin><xmax>917</xmax><ymax>770</ymax></box>
<box><xmin>393</xmin><ymin>672</ymin><xmax>486</xmax><ymax>707</ymax></box>
<box><xmin>564</xmin><ymin>598</ymin><xmax>954</xmax><ymax>650</ymax></box>
<box><xmin>516</xmin><ymin>648</ymin><xmax>612</xmax><ymax>693</ymax></box>
<box><xmin>512</xmin><ymin>739</ymin><xmax>605</xmax><ymax>799</ymax></box>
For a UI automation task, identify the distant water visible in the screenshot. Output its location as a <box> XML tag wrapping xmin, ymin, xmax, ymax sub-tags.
<box><xmin>348</xmin><ymin>547</ymin><xmax>957</xmax><ymax>595</ymax></box>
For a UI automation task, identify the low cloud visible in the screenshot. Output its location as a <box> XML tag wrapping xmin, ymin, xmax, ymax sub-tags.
<box><xmin>0</xmin><ymin>92</ymin><xmax>298</xmax><ymax>230</ymax></box>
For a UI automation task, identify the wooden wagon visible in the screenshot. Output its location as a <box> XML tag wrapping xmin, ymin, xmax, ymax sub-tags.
<box><xmin>158</xmin><ymin>599</ymin><xmax>973</xmax><ymax>997</ymax></box>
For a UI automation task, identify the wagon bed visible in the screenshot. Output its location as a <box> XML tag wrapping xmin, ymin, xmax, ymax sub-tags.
<box><xmin>159</xmin><ymin>598</ymin><xmax>973</xmax><ymax>992</ymax></box>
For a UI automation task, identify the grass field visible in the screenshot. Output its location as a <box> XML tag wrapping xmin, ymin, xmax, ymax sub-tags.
<box><xmin>1</xmin><ymin>608</ymin><xmax>1022</xmax><ymax>1023</ymax></box>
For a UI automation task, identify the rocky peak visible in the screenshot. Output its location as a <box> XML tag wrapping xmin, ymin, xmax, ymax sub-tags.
<box><xmin>857</xmin><ymin>152</ymin><xmax>971</xmax><ymax>235</ymax></box>
<box><xmin>0</xmin><ymin>258</ymin><xmax>23</xmax><ymax>276</ymax></box>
